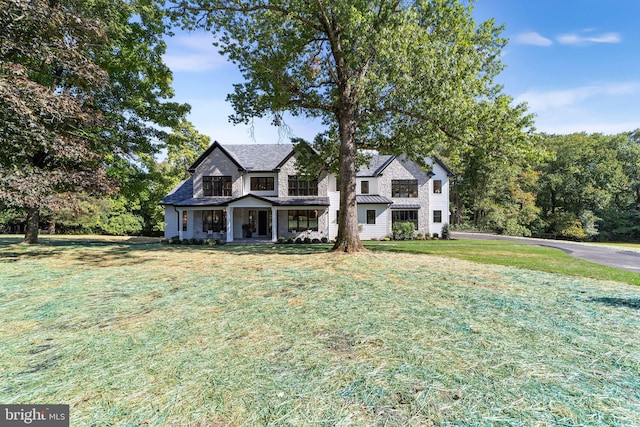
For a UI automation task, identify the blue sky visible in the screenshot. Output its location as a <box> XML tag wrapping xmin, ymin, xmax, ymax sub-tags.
<box><xmin>163</xmin><ymin>0</ymin><xmax>640</xmax><ymax>144</ymax></box>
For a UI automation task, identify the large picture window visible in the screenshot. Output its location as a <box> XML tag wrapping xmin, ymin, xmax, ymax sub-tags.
<box><xmin>288</xmin><ymin>210</ymin><xmax>319</xmax><ymax>232</ymax></box>
<box><xmin>288</xmin><ymin>175</ymin><xmax>318</xmax><ymax>196</ymax></box>
<box><xmin>250</xmin><ymin>177</ymin><xmax>274</xmax><ymax>191</ymax></box>
<box><xmin>392</xmin><ymin>210</ymin><xmax>418</xmax><ymax>230</ymax></box>
<box><xmin>203</xmin><ymin>176</ymin><xmax>232</xmax><ymax>196</ymax></box>
<box><xmin>203</xmin><ymin>210</ymin><xmax>227</xmax><ymax>232</ymax></box>
<box><xmin>391</xmin><ymin>179</ymin><xmax>418</xmax><ymax>198</ymax></box>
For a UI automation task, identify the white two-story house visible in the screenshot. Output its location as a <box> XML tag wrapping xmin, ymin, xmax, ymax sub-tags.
<box><xmin>160</xmin><ymin>141</ymin><xmax>453</xmax><ymax>242</ymax></box>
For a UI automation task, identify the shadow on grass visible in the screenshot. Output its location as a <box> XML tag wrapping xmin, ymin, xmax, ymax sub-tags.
<box><xmin>0</xmin><ymin>235</ymin><xmax>333</xmax><ymax>265</ymax></box>
<box><xmin>591</xmin><ymin>297</ymin><xmax>640</xmax><ymax>310</ymax></box>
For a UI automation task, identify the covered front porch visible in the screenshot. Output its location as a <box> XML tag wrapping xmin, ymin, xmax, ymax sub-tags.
<box><xmin>176</xmin><ymin>195</ymin><xmax>330</xmax><ymax>243</ymax></box>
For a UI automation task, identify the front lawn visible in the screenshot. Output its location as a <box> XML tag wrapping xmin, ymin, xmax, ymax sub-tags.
<box><xmin>1</xmin><ymin>237</ymin><xmax>639</xmax><ymax>425</ymax></box>
<box><xmin>366</xmin><ymin>239</ymin><xmax>640</xmax><ymax>286</ymax></box>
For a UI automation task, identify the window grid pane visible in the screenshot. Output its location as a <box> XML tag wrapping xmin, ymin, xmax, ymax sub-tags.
<box><xmin>288</xmin><ymin>176</ymin><xmax>318</xmax><ymax>196</ymax></box>
<box><xmin>391</xmin><ymin>180</ymin><xmax>418</xmax><ymax>198</ymax></box>
<box><xmin>392</xmin><ymin>210</ymin><xmax>418</xmax><ymax>230</ymax></box>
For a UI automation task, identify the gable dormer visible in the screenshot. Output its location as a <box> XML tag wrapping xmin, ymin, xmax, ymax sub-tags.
<box><xmin>188</xmin><ymin>141</ymin><xmax>244</xmax><ymax>198</ymax></box>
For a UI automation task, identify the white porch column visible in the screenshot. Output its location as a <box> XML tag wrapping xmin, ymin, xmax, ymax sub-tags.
<box><xmin>271</xmin><ymin>207</ymin><xmax>278</xmax><ymax>242</ymax></box>
<box><xmin>226</xmin><ymin>206</ymin><xmax>234</xmax><ymax>242</ymax></box>
<box><xmin>178</xmin><ymin>209</ymin><xmax>184</xmax><ymax>240</ymax></box>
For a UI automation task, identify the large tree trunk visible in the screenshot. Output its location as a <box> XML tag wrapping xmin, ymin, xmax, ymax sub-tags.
<box><xmin>24</xmin><ymin>207</ymin><xmax>40</xmax><ymax>244</ymax></box>
<box><xmin>332</xmin><ymin>101</ymin><xmax>365</xmax><ymax>253</ymax></box>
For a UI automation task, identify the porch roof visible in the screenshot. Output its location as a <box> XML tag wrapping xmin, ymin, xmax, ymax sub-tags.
<box><xmin>390</xmin><ymin>202</ymin><xmax>422</xmax><ymax>210</ymax></box>
<box><xmin>356</xmin><ymin>195</ymin><xmax>393</xmax><ymax>204</ymax></box>
<box><xmin>169</xmin><ymin>193</ymin><xmax>330</xmax><ymax>208</ymax></box>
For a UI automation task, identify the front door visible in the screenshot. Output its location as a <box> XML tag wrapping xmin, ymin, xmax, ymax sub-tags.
<box><xmin>258</xmin><ymin>210</ymin><xmax>268</xmax><ymax>236</ymax></box>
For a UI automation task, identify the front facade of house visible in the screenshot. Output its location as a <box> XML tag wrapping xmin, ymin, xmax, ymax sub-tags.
<box><xmin>160</xmin><ymin>142</ymin><xmax>452</xmax><ymax>242</ymax></box>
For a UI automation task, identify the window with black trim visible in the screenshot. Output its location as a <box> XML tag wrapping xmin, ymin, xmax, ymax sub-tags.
<box><xmin>288</xmin><ymin>175</ymin><xmax>318</xmax><ymax>196</ymax></box>
<box><xmin>433</xmin><ymin>210</ymin><xmax>442</xmax><ymax>223</ymax></box>
<box><xmin>366</xmin><ymin>209</ymin><xmax>376</xmax><ymax>225</ymax></box>
<box><xmin>433</xmin><ymin>180</ymin><xmax>442</xmax><ymax>194</ymax></box>
<box><xmin>287</xmin><ymin>210</ymin><xmax>319</xmax><ymax>231</ymax></box>
<box><xmin>250</xmin><ymin>176</ymin><xmax>274</xmax><ymax>191</ymax></box>
<box><xmin>391</xmin><ymin>179</ymin><xmax>418</xmax><ymax>198</ymax></box>
<box><xmin>203</xmin><ymin>210</ymin><xmax>227</xmax><ymax>232</ymax></box>
<box><xmin>203</xmin><ymin>176</ymin><xmax>232</xmax><ymax>196</ymax></box>
<box><xmin>182</xmin><ymin>211</ymin><xmax>187</xmax><ymax>231</ymax></box>
<box><xmin>361</xmin><ymin>181</ymin><xmax>369</xmax><ymax>194</ymax></box>
<box><xmin>392</xmin><ymin>210</ymin><xmax>418</xmax><ymax>230</ymax></box>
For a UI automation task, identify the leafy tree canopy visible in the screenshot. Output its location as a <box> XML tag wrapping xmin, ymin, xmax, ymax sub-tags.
<box><xmin>0</xmin><ymin>0</ymin><xmax>190</xmax><ymax>243</ymax></box>
<box><xmin>170</xmin><ymin>0</ymin><xmax>535</xmax><ymax>252</ymax></box>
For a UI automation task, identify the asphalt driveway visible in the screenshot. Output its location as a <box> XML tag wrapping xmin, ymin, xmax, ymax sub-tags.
<box><xmin>452</xmin><ymin>232</ymin><xmax>640</xmax><ymax>273</ymax></box>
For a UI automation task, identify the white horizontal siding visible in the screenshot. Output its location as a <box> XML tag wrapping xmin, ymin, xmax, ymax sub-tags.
<box><xmin>164</xmin><ymin>206</ymin><xmax>179</xmax><ymax>239</ymax></box>
<box><xmin>357</xmin><ymin>205</ymin><xmax>390</xmax><ymax>240</ymax></box>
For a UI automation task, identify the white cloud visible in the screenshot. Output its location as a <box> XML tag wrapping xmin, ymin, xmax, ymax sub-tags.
<box><xmin>163</xmin><ymin>33</ymin><xmax>228</xmax><ymax>72</ymax></box>
<box><xmin>536</xmin><ymin>120</ymin><xmax>640</xmax><ymax>135</ymax></box>
<box><xmin>557</xmin><ymin>32</ymin><xmax>621</xmax><ymax>45</ymax></box>
<box><xmin>514</xmin><ymin>82</ymin><xmax>640</xmax><ymax>134</ymax></box>
<box><xmin>514</xmin><ymin>32</ymin><xmax>553</xmax><ymax>46</ymax></box>
<box><xmin>515</xmin><ymin>82</ymin><xmax>640</xmax><ymax>111</ymax></box>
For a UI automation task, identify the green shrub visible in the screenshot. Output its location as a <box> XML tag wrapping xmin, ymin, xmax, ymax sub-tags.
<box><xmin>431</xmin><ymin>233</ymin><xmax>439</xmax><ymax>239</ymax></box>
<box><xmin>320</xmin><ymin>237</ymin><xmax>328</xmax><ymax>243</ymax></box>
<box><xmin>311</xmin><ymin>238</ymin><xmax>321</xmax><ymax>244</ymax></box>
<box><xmin>392</xmin><ymin>222</ymin><xmax>415</xmax><ymax>240</ymax></box>
<box><xmin>286</xmin><ymin>238</ymin><xmax>294</xmax><ymax>244</ymax></box>
<box><xmin>303</xmin><ymin>237</ymin><xmax>311</xmax><ymax>244</ymax></box>
<box><xmin>277</xmin><ymin>237</ymin><xmax>286</xmax><ymax>244</ymax></box>
<box><xmin>295</xmin><ymin>238</ymin><xmax>304</xmax><ymax>244</ymax></box>
<box><xmin>441</xmin><ymin>224</ymin><xmax>450</xmax><ymax>240</ymax></box>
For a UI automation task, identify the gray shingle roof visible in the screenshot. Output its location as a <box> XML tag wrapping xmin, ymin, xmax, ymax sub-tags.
<box><xmin>159</xmin><ymin>177</ymin><xmax>193</xmax><ymax>205</ymax></box>
<box><xmin>357</xmin><ymin>154</ymin><xmax>395</xmax><ymax>177</ymax></box>
<box><xmin>224</xmin><ymin>144</ymin><xmax>295</xmax><ymax>171</ymax></box>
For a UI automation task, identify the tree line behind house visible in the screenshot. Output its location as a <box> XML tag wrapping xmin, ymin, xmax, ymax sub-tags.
<box><xmin>1</xmin><ymin>130</ymin><xmax>638</xmax><ymax>242</ymax></box>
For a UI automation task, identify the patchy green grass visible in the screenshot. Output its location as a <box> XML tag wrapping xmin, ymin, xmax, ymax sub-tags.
<box><xmin>367</xmin><ymin>239</ymin><xmax>640</xmax><ymax>286</ymax></box>
<box><xmin>1</xmin><ymin>236</ymin><xmax>640</xmax><ymax>426</ymax></box>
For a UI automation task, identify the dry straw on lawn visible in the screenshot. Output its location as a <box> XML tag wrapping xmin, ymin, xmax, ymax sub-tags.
<box><xmin>1</xmin><ymin>238</ymin><xmax>639</xmax><ymax>426</ymax></box>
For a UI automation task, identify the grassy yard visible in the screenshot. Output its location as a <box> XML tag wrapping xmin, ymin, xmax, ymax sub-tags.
<box><xmin>366</xmin><ymin>239</ymin><xmax>640</xmax><ymax>286</ymax></box>
<box><xmin>1</xmin><ymin>236</ymin><xmax>640</xmax><ymax>426</ymax></box>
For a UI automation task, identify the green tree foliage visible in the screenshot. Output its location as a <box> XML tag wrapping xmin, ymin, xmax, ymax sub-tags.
<box><xmin>170</xmin><ymin>0</ymin><xmax>534</xmax><ymax>252</ymax></box>
<box><xmin>0</xmin><ymin>0</ymin><xmax>112</xmax><ymax>243</ymax></box>
<box><xmin>535</xmin><ymin>133</ymin><xmax>630</xmax><ymax>240</ymax></box>
<box><xmin>0</xmin><ymin>0</ymin><xmax>190</xmax><ymax>243</ymax></box>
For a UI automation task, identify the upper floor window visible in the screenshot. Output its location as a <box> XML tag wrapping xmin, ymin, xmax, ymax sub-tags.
<box><xmin>250</xmin><ymin>177</ymin><xmax>274</xmax><ymax>191</ymax></box>
<box><xmin>433</xmin><ymin>180</ymin><xmax>442</xmax><ymax>194</ymax></box>
<box><xmin>203</xmin><ymin>176</ymin><xmax>232</xmax><ymax>196</ymax></box>
<box><xmin>392</xmin><ymin>179</ymin><xmax>418</xmax><ymax>198</ymax></box>
<box><xmin>361</xmin><ymin>181</ymin><xmax>369</xmax><ymax>194</ymax></box>
<box><xmin>288</xmin><ymin>175</ymin><xmax>318</xmax><ymax>196</ymax></box>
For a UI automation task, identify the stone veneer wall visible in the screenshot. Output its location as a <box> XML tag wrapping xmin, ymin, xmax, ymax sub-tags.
<box><xmin>377</xmin><ymin>156</ymin><xmax>430</xmax><ymax>235</ymax></box>
<box><xmin>277</xmin><ymin>155</ymin><xmax>329</xmax><ymax>197</ymax></box>
<box><xmin>192</xmin><ymin>148</ymin><xmax>243</xmax><ymax>198</ymax></box>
